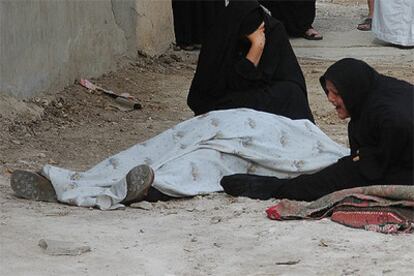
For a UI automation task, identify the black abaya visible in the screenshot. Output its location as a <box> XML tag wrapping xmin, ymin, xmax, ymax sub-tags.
<box><xmin>221</xmin><ymin>58</ymin><xmax>413</xmax><ymax>201</ymax></box>
<box><xmin>187</xmin><ymin>0</ymin><xmax>314</xmax><ymax>122</ymax></box>
<box><xmin>172</xmin><ymin>0</ymin><xmax>224</xmax><ymax>47</ymax></box>
<box><xmin>259</xmin><ymin>0</ymin><xmax>316</xmax><ymax>37</ymax></box>
<box><xmin>172</xmin><ymin>0</ymin><xmax>194</xmax><ymax>46</ymax></box>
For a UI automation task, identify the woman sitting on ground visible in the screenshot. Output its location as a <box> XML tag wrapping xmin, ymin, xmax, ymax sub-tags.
<box><xmin>222</xmin><ymin>58</ymin><xmax>413</xmax><ymax>201</ymax></box>
<box><xmin>187</xmin><ymin>0</ymin><xmax>314</xmax><ymax>122</ymax></box>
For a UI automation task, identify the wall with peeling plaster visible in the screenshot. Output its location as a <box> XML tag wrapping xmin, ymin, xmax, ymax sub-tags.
<box><xmin>0</xmin><ymin>0</ymin><xmax>174</xmax><ymax>98</ymax></box>
<box><xmin>136</xmin><ymin>0</ymin><xmax>175</xmax><ymax>57</ymax></box>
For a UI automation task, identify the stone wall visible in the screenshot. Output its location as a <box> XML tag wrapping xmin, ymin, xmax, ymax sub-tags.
<box><xmin>0</xmin><ymin>0</ymin><xmax>174</xmax><ymax>98</ymax></box>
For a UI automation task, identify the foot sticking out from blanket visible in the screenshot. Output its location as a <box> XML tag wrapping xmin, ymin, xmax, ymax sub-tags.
<box><xmin>10</xmin><ymin>170</ymin><xmax>58</xmax><ymax>202</ymax></box>
<box><xmin>122</xmin><ymin>165</ymin><xmax>154</xmax><ymax>204</ymax></box>
<box><xmin>10</xmin><ymin>165</ymin><xmax>154</xmax><ymax>205</ymax></box>
<box><xmin>220</xmin><ymin>174</ymin><xmax>285</xmax><ymax>200</ymax></box>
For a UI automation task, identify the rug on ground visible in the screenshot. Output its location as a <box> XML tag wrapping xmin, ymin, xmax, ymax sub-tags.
<box><xmin>266</xmin><ymin>185</ymin><xmax>414</xmax><ymax>234</ymax></box>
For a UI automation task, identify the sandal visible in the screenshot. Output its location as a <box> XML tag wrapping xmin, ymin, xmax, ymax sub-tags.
<box><xmin>357</xmin><ymin>18</ymin><xmax>372</xmax><ymax>31</ymax></box>
<box><xmin>303</xmin><ymin>28</ymin><xmax>323</xmax><ymax>41</ymax></box>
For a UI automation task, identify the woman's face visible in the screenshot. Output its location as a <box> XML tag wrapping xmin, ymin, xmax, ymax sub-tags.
<box><xmin>325</xmin><ymin>80</ymin><xmax>350</xmax><ymax>120</ymax></box>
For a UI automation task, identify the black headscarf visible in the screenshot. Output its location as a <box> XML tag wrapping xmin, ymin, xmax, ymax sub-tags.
<box><xmin>319</xmin><ymin>58</ymin><xmax>380</xmax><ymax>119</ymax></box>
<box><xmin>239</xmin><ymin>8</ymin><xmax>264</xmax><ymax>36</ymax></box>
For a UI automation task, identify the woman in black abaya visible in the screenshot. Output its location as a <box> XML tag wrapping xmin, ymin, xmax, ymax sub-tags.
<box><xmin>222</xmin><ymin>58</ymin><xmax>413</xmax><ymax>201</ymax></box>
<box><xmin>187</xmin><ymin>0</ymin><xmax>314</xmax><ymax>122</ymax></box>
<box><xmin>259</xmin><ymin>0</ymin><xmax>322</xmax><ymax>40</ymax></box>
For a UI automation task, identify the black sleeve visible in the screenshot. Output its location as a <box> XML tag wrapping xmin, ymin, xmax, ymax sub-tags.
<box><xmin>227</xmin><ymin>57</ymin><xmax>264</xmax><ymax>90</ymax></box>
<box><xmin>347</xmin><ymin>120</ymin><xmax>360</xmax><ymax>156</ymax></box>
<box><xmin>359</xmin><ymin>124</ymin><xmax>411</xmax><ymax>179</ymax></box>
<box><xmin>263</xmin><ymin>23</ymin><xmax>306</xmax><ymax>93</ymax></box>
<box><xmin>356</xmin><ymin>110</ymin><xmax>412</xmax><ymax>181</ymax></box>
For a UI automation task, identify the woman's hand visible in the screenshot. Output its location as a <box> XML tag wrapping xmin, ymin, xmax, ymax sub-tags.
<box><xmin>246</xmin><ymin>22</ymin><xmax>265</xmax><ymax>67</ymax></box>
<box><xmin>246</xmin><ymin>22</ymin><xmax>266</xmax><ymax>49</ymax></box>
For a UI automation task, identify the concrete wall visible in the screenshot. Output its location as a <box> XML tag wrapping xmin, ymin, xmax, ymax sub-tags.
<box><xmin>136</xmin><ymin>0</ymin><xmax>175</xmax><ymax>57</ymax></box>
<box><xmin>0</xmin><ymin>0</ymin><xmax>174</xmax><ymax>98</ymax></box>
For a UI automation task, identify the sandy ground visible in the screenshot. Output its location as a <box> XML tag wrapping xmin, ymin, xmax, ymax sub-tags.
<box><xmin>1</xmin><ymin>1</ymin><xmax>414</xmax><ymax>275</ymax></box>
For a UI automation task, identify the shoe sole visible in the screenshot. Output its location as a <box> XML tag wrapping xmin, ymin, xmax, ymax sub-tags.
<box><xmin>123</xmin><ymin>165</ymin><xmax>154</xmax><ymax>204</ymax></box>
<box><xmin>10</xmin><ymin>170</ymin><xmax>57</xmax><ymax>202</ymax></box>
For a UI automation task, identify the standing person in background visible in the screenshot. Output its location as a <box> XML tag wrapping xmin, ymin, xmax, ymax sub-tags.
<box><xmin>172</xmin><ymin>0</ymin><xmax>225</xmax><ymax>51</ymax></box>
<box><xmin>171</xmin><ymin>0</ymin><xmax>194</xmax><ymax>50</ymax></box>
<box><xmin>372</xmin><ymin>0</ymin><xmax>414</xmax><ymax>47</ymax></box>
<box><xmin>357</xmin><ymin>0</ymin><xmax>374</xmax><ymax>31</ymax></box>
<box><xmin>259</xmin><ymin>0</ymin><xmax>323</xmax><ymax>40</ymax></box>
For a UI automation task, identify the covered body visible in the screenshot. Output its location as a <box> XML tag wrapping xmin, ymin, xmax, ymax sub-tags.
<box><xmin>41</xmin><ymin>109</ymin><xmax>347</xmax><ymax>209</ymax></box>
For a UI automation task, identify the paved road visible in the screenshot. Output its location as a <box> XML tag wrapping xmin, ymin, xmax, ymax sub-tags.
<box><xmin>290</xmin><ymin>2</ymin><xmax>414</xmax><ymax>64</ymax></box>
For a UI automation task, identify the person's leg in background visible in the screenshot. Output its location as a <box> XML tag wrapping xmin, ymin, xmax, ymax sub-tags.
<box><xmin>172</xmin><ymin>0</ymin><xmax>194</xmax><ymax>50</ymax></box>
<box><xmin>357</xmin><ymin>0</ymin><xmax>374</xmax><ymax>31</ymax></box>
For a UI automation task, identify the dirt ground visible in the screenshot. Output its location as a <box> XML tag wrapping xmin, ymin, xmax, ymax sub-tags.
<box><xmin>1</xmin><ymin>1</ymin><xmax>414</xmax><ymax>275</ymax></box>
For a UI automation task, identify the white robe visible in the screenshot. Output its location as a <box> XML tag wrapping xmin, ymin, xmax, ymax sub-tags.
<box><xmin>373</xmin><ymin>0</ymin><xmax>414</xmax><ymax>46</ymax></box>
<box><xmin>42</xmin><ymin>109</ymin><xmax>349</xmax><ymax>210</ymax></box>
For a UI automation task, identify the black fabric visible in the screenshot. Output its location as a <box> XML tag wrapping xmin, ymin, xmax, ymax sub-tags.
<box><xmin>187</xmin><ymin>0</ymin><xmax>314</xmax><ymax>122</ymax></box>
<box><xmin>321</xmin><ymin>58</ymin><xmax>413</xmax><ymax>181</ymax></box>
<box><xmin>172</xmin><ymin>0</ymin><xmax>224</xmax><ymax>46</ymax></box>
<box><xmin>145</xmin><ymin>187</ymin><xmax>173</xmax><ymax>202</ymax></box>
<box><xmin>319</xmin><ymin>58</ymin><xmax>380</xmax><ymax>120</ymax></box>
<box><xmin>221</xmin><ymin>156</ymin><xmax>413</xmax><ymax>201</ymax></box>
<box><xmin>172</xmin><ymin>0</ymin><xmax>194</xmax><ymax>46</ymax></box>
<box><xmin>221</xmin><ymin>58</ymin><xmax>413</xmax><ymax>201</ymax></box>
<box><xmin>259</xmin><ymin>0</ymin><xmax>316</xmax><ymax>37</ymax></box>
<box><xmin>240</xmin><ymin>9</ymin><xmax>265</xmax><ymax>36</ymax></box>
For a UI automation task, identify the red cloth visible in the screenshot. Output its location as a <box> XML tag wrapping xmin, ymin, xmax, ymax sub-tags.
<box><xmin>266</xmin><ymin>185</ymin><xmax>414</xmax><ymax>234</ymax></box>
